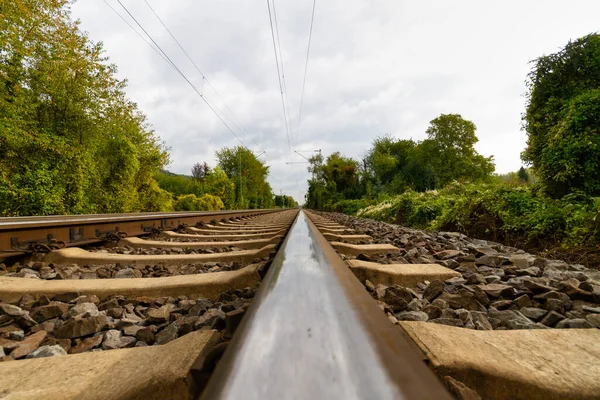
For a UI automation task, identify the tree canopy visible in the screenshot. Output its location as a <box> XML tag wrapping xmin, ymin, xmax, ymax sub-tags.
<box><xmin>0</xmin><ymin>0</ymin><xmax>171</xmax><ymax>215</ymax></box>
<box><xmin>522</xmin><ymin>33</ymin><xmax>600</xmax><ymax>197</ymax></box>
<box><xmin>216</xmin><ymin>146</ymin><xmax>275</xmax><ymax>209</ymax></box>
<box><xmin>306</xmin><ymin>114</ymin><xmax>495</xmax><ymax>210</ymax></box>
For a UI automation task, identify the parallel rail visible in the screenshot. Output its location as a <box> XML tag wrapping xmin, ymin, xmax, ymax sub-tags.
<box><xmin>0</xmin><ymin>209</ymin><xmax>282</xmax><ymax>258</ymax></box>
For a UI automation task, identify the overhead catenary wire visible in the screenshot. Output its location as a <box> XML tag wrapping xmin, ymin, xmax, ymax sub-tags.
<box><xmin>266</xmin><ymin>0</ymin><xmax>293</xmax><ymax>156</ymax></box>
<box><xmin>271</xmin><ymin>0</ymin><xmax>294</xmax><ymax>148</ymax></box>
<box><xmin>113</xmin><ymin>0</ymin><xmax>245</xmax><ymax>147</ymax></box>
<box><xmin>101</xmin><ymin>0</ymin><xmax>174</xmax><ymax>67</ymax></box>
<box><xmin>294</xmin><ymin>0</ymin><xmax>317</xmax><ymax>146</ymax></box>
<box><xmin>141</xmin><ymin>0</ymin><xmax>259</xmax><ymax>149</ymax></box>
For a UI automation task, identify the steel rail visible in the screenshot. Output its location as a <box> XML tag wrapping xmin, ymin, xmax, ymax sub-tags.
<box><xmin>0</xmin><ymin>209</ymin><xmax>284</xmax><ymax>258</ymax></box>
<box><xmin>200</xmin><ymin>210</ymin><xmax>451</xmax><ymax>399</ymax></box>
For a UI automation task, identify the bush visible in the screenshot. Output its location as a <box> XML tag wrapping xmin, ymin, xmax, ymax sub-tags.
<box><xmin>173</xmin><ymin>193</ymin><xmax>224</xmax><ymax>211</ymax></box>
<box><xmin>357</xmin><ymin>182</ymin><xmax>600</xmax><ymax>249</ymax></box>
<box><xmin>196</xmin><ymin>194</ymin><xmax>225</xmax><ymax>211</ymax></box>
<box><xmin>330</xmin><ymin>199</ymin><xmax>370</xmax><ymax>215</ymax></box>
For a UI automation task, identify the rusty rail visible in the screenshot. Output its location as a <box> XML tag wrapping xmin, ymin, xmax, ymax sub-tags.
<box><xmin>0</xmin><ymin>209</ymin><xmax>282</xmax><ymax>258</ymax></box>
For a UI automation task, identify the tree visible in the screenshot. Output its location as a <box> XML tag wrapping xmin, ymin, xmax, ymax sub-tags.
<box><xmin>216</xmin><ymin>146</ymin><xmax>274</xmax><ymax>209</ymax></box>
<box><xmin>424</xmin><ymin>114</ymin><xmax>495</xmax><ymax>187</ymax></box>
<box><xmin>306</xmin><ymin>152</ymin><xmax>363</xmax><ymax>209</ymax></box>
<box><xmin>517</xmin><ymin>167</ymin><xmax>529</xmax><ymax>182</ymax></box>
<box><xmin>522</xmin><ymin>33</ymin><xmax>600</xmax><ymax>197</ymax></box>
<box><xmin>202</xmin><ymin>166</ymin><xmax>235</xmax><ymax>209</ymax></box>
<box><xmin>191</xmin><ymin>162</ymin><xmax>210</xmax><ymax>181</ymax></box>
<box><xmin>274</xmin><ymin>194</ymin><xmax>297</xmax><ymax>208</ymax></box>
<box><xmin>0</xmin><ymin>0</ymin><xmax>170</xmax><ymax>216</ymax></box>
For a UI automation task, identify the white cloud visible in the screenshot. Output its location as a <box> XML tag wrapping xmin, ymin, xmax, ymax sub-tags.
<box><xmin>72</xmin><ymin>0</ymin><xmax>600</xmax><ymax>203</ymax></box>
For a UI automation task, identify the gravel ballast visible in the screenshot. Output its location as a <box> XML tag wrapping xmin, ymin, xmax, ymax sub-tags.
<box><xmin>316</xmin><ymin>211</ymin><xmax>600</xmax><ymax>331</ymax></box>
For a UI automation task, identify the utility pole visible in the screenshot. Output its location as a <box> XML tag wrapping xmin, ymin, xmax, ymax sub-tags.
<box><xmin>238</xmin><ymin>149</ymin><xmax>242</xmax><ymax>209</ymax></box>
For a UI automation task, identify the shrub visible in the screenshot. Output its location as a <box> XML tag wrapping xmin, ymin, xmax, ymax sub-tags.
<box><xmin>173</xmin><ymin>193</ymin><xmax>224</xmax><ymax>211</ymax></box>
<box><xmin>330</xmin><ymin>199</ymin><xmax>370</xmax><ymax>215</ymax></box>
<box><xmin>356</xmin><ymin>182</ymin><xmax>599</xmax><ymax>249</ymax></box>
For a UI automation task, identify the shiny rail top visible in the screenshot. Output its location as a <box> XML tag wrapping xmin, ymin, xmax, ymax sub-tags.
<box><xmin>201</xmin><ymin>211</ymin><xmax>450</xmax><ymax>399</ymax></box>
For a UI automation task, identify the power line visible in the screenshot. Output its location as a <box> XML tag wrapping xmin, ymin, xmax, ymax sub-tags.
<box><xmin>142</xmin><ymin>0</ymin><xmax>257</xmax><ymax>148</ymax></box>
<box><xmin>113</xmin><ymin>0</ymin><xmax>245</xmax><ymax>147</ymax></box>
<box><xmin>295</xmin><ymin>0</ymin><xmax>317</xmax><ymax>146</ymax></box>
<box><xmin>266</xmin><ymin>0</ymin><xmax>293</xmax><ymax>156</ymax></box>
<box><xmin>101</xmin><ymin>0</ymin><xmax>173</xmax><ymax>67</ymax></box>
<box><xmin>271</xmin><ymin>0</ymin><xmax>294</xmax><ymax>147</ymax></box>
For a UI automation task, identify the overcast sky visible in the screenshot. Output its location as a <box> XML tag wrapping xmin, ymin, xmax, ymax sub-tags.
<box><xmin>72</xmin><ymin>0</ymin><xmax>600</xmax><ymax>202</ymax></box>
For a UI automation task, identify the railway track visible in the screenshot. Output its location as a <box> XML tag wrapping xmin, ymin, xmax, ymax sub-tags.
<box><xmin>0</xmin><ymin>209</ymin><xmax>598</xmax><ymax>399</ymax></box>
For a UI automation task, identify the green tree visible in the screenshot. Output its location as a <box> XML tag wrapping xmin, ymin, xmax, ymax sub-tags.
<box><xmin>0</xmin><ymin>0</ymin><xmax>170</xmax><ymax>216</ymax></box>
<box><xmin>202</xmin><ymin>166</ymin><xmax>235</xmax><ymax>209</ymax></box>
<box><xmin>522</xmin><ymin>33</ymin><xmax>600</xmax><ymax>197</ymax></box>
<box><xmin>424</xmin><ymin>114</ymin><xmax>495</xmax><ymax>187</ymax></box>
<box><xmin>517</xmin><ymin>167</ymin><xmax>529</xmax><ymax>182</ymax></box>
<box><xmin>306</xmin><ymin>152</ymin><xmax>363</xmax><ymax>209</ymax></box>
<box><xmin>216</xmin><ymin>146</ymin><xmax>274</xmax><ymax>209</ymax></box>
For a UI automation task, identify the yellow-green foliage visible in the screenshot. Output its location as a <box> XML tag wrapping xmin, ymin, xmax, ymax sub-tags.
<box><xmin>0</xmin><ymin>0</ymin><xmax>169</xmax><ymax>216</ymax></box>
<box><xmin>173</xmin><ymin>194</ymin><xmax>224</xmax><ymax>211</ymax></box>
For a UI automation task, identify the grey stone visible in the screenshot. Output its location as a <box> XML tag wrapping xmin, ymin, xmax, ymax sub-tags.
<box><xmin>434</xmin><ymin>250</ymin><xmax>462</xmax><ymax>260</ymax></box>
<box><xmin>122</xmin><ymin>325</ymin><xmax>145</xmax><ymax>337</ymax></box>
<box><xmin>484</xmin><ymin>275</ymin><xmax>502</xmax><ymax>284</ymax></box>
<box><xmin>488</xmin><ymin>308</ymin><xmax>531</xmax><ymax>329</ymax></box>
<box><xmin>195</xmin><ymin>308</ymin><xmax>226</xmax><ymax>330</ymax></box>
<box><xmin>585</xmin><ymin>314</ymin><xmax>600</xmax><ymax>328</ymax></box>
<box><xmin>394</xmin><ymin>311</ymin><xmax>428</xmax><ymax>322</ymax></box>
<box><xmin>422</xmin><ymin>305</ymin><xmax>442</xmax><ymax>320</ymax></box>
<box><xmin>25</xmin><ymin>345</ymin><xmax>67</xmax><ymax>359</ymax></box>
<box><xmin>114</xmin><ymin>268</ymin><xmax>135</xmax><ymax>279</ymax></box>
<box><xmin>68</xmin><ymin>302</ymin><xmax>99</xmax><ymax>318</ymax></box>
<box><xmin>430</xmin><ymin>318</ymin><xmax>464</xmax><ymax>327</ymax></box>
<box><xmin>513</xmin><ymin>294</ymin><xmax>532</xmax><ymax>309</ymax></box>
<box><xmin>545</xmin><ymin>298</ymin><xmax>565</xmax><ymax>315</ymax></box>
<box><xmin>520</xmin><ymin>307</ymin><xmax>547</xmax><ymax>321</ymax></box>
<box><xmin>479</xmin><ymin>283</ymin><xmax>515</xmax><ymax>298</ymax></box>
<box><xmin>540</xmin><ymin>311</ymin><xmax>565</xmax><ymax>327</ymax></box>
<box><xmin>0</xmin><ymin>303</ymin><xmax>27</xmax><ymax>317</ymax></box>
<box><xmin>423</xmin><ymin>280</ymin><xmax>444</xmax><ymax>302</ymax></box>
<box><xmin>56</xmin><ymin>315</ymin><xmax>110</xmax><ymax>339</ymax></box>
<box><xmin>556</xmin><ymin>319</ymin><xmax>595</xmax><ymax>329</ymax></box>
<box><xmin>102</xmin><ymin>329</ymin><xmax>136</xmax><ymax>349</ymax></box>
<box><xmin>441</xmin><ymin>308</ymin><xmax>459</xmax><ymax>319</ymax></box>
<box><xmin>135</xmin><ymin>327</ymin><xmax>155</xmax><ymax>344</ymax></box>
<box><xmin>455</xmin><ymin>309</ymin><xmax>471</xmax><ymax>323</ymax></box>
<box><xmin>438</xmin><ymin>289</ymin><xmax>485</xmax><ymax>312</ymax></box>
<box><xmin>155</xmin><ymin>323</ymin><xmax>179</xmax><ymax>345</ymax></box>
<box><xmin>466</xmin><ymin>274</ymin><xmax>486</xmax><ymax>285</ymax></box>
<box><xmin>475</xmin><ymin>255</ymin><xmax>508</xmax><ymax>267</ymax></box>
<box><xmin>406</xmin><ymin>299</ymin><xmax>426</xmax><ymax>312</ymax></box>
<box><xmin>146</xmin><ymin>305</ymin><xmax>170</xmax><ymax>322</ymax></box>
<box><xmin>30</xmin><ymin>302</ymin><xmax>68</xmax><ymax>322</ymax></box>
<box><xmin>431</xmin><ymin>299</ymin><xmax>448</xmax><ymax>309</ymax></box>
<box><xmin>471</xmin><ymin>312</ymin><xmax>493</xmax><ymax>330</ymax></box>
<box><xmin>509</xmin><ymin>254</ymin><xmax>535</xmax><ymax>269</ymax></box>
<box><xmin>8</xmin><ymin>330</ymin><xmax>25</xmax><ymax>341</ymax></box>
<box><xmin>583</xmin><ymin>305</ymin><xmax>600</xmax><ymax>314</ymax></box>
<box><xmin>490</xmin><ymin>300</ymin><xmax>513</xmax><ymax>310</ymax></box>
<box><xmin>384</xmin><ymin>286</ymin><xmax>413</xmax><ymax>312</ymax></box>
<box><xmin>516</xmin><ymin>267</ymin><xmax>541</xmax><ymax>277</ymax></box>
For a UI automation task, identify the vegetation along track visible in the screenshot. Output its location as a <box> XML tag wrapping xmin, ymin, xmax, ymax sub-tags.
<box><xmin>0</xmin><ymin>208</ymin><xmax>598</xmax><ymax>399</ymax></box>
